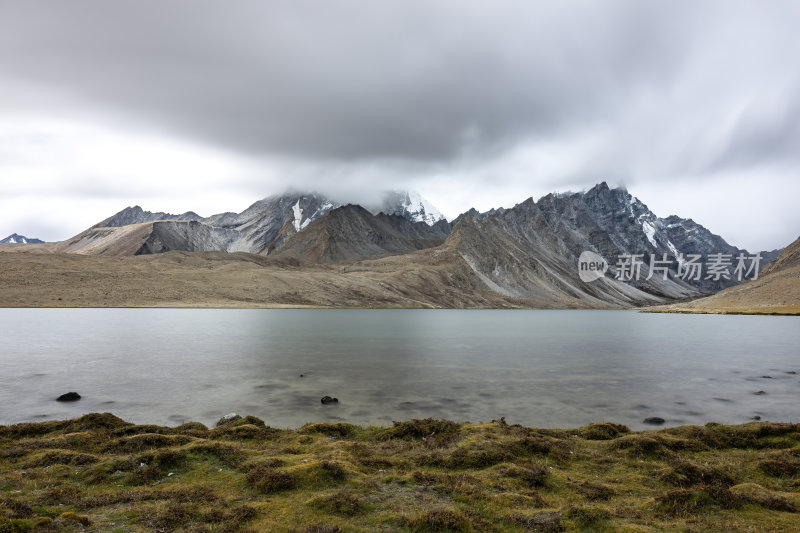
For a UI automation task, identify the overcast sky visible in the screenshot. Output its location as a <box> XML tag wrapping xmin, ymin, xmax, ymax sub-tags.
<box><xmin>1</xmin><ymin>0</ymin><xmax>798</xmax><ymax>250</ymax></box>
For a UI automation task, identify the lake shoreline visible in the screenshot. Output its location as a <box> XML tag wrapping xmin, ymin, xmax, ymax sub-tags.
<box><xmin>641</xmin><ymin>307</ymin><xmax>800</xmax><ymax>316</ymax></box>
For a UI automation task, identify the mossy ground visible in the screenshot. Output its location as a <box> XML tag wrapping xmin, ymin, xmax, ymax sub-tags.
<box><xmin>1</xmin><ymin>414</ymin><xmax>798</xmax><ymax>532</ymax></box>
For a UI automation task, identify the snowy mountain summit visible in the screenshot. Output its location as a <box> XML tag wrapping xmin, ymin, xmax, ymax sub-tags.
<box><xmin>377</xmin><ymin>191</ymin><xmax>446</xmax><ymax>226</ymax></box>
<box><xmin>1</xmin><ymin>233</ymin><xmax>44</xmax><ymax>244</ymax></box>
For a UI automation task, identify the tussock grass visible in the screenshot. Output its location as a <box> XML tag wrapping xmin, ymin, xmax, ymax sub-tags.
<box><xmin>1</xmin><ymin>414</ymin><xmax>798</xmax><ymax>531</ymax></box>
<box><xmin>246</xmin><ymin>465</ymin><xmax>296</xmax><ymax>493</ymax></box>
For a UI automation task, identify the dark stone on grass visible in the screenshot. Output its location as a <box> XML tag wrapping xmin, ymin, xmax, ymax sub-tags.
<box><xmin>321</xmin><ymin>396</ymin><xmax>339</xmax><ymax>404</ymax></box>
<box><xmin>56</xmin><ymin>392</ymin><xmax>81</xmax><ymax>402</ymax></box>
<box><xmin>643</xmin><ymin>417</ymin><xmax>665</xmax><ymax>425</ymax></box>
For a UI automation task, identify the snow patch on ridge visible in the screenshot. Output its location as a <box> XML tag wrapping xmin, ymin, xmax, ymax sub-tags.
<box><xmin>667</xmin><ymin>240</ymin><xmax>680</xmax><ymax>259</ymax></box>
<box><xmin>292</xmin><ymin>200</ymin><xmax>304</xmax><ymax>232</ymax></box>
<box><xmin>642</xmin><ymin>220</ymin><xmax>657</xmax><ymax>247</ymax></box>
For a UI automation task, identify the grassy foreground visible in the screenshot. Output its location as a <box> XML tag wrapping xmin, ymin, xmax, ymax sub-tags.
<box><xmin>1</xmin><ymin>414</ymin><xmax>798</xmax><ymax>532</ymax></box>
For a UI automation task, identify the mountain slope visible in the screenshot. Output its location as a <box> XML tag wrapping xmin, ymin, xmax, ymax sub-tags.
<box><xmin>646</xmin><ymin>236</ymin><xmax>800</xmax><ymax>315</ymax></box>
<box><xmin>761</xmin><ymin>236</ymin><xmax>800</xmax><ymax>275</ymax></box>
<box><xmin>203</xmin><ymin>192</ymin><xmax>338</xmax><ymax>253</ymax></box>
<box><xmin>54</xmin><ymin>221</ymin><xmax>240</xmax><ymax>256</ymax></box>
<box><xmin>274</xmin><ymin>204</ymin><xmax>450</xmax><ymax>264</ymax></box>
<box><xmin>0</xmin><ymin>250</ymin><xmax>516</xmax><ymax>308</ymax></box>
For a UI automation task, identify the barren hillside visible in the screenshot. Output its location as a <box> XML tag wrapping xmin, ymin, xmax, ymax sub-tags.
<box><xmin>646</xmin><ymin>236</ymin><xmax>800</xmax><ymax>315</ymax></box>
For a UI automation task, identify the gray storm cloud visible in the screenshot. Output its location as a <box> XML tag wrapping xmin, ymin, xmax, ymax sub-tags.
<box><xmin>0</xmin><ymin>0</ymin><xmax>798</xmax><ymax>249</ymax></box>
<box><xmin>2</xmin><ymin>0</ymin><xmax>794</xmax><ymax>163</ymax></box>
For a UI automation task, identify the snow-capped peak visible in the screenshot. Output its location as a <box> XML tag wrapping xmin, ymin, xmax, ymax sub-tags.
<box><xmin>378</xmin><ymin>190</ymin><xmax>446</xmax><ymax>226</ymax></box>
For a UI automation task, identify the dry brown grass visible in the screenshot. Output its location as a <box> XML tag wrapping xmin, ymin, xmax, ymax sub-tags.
<box><xmin>0</xmin><ymin>248</ymin><xmax>519</xmax><ymax>308</ymax></box>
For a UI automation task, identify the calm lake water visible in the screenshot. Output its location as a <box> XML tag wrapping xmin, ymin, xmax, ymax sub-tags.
<box><xmin>0</xmin><ymin>309</ymin><xmax>797</xmax><ymax>430</ymax></box>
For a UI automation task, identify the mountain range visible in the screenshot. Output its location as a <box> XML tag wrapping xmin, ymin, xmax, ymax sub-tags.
<box><xmin>1</xmin><ymin>184</ymin><xmax>785</xmax><ymax>308</ymax></box>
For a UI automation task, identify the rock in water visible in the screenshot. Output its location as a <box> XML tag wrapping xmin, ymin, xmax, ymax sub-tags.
<box><xmin>643</xmin><ymin>417</ymin><xmax>665</xmax><ymax>425</ymax></box>
<box><xmin>56</xmin><ymin>392</ymin><xmax>81</xmax><ymax>402</ymax></box>
<box><xmin>216</xmin><ymin>413</ymin><xmax>241</xmax><ymax>426</ymax></box>
<box><xmin>321</xmin><ymin>396</ymin><xmax>339</xmax><ymax>404</ymax></box>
